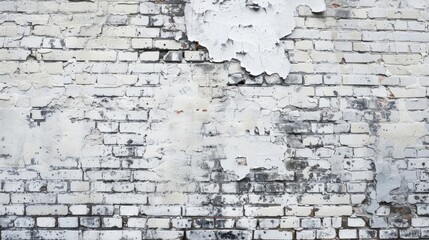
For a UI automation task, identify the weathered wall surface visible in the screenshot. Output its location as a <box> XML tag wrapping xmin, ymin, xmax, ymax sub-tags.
<box><xmin>0</xmin><ymin>0</ymin><xmax>429</xmax><ymax>239</ymax></box>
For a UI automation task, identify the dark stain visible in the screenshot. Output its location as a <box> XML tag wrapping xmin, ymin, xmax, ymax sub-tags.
<box><xmin>218</xmin><ymin>231</ymin><xmax>240</xmax><ymax>239</ymax></box>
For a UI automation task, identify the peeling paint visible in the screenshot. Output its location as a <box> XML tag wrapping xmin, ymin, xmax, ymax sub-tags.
<box><xmin>147</xmin><ymin>64</ymin><xmax>288</xmax><ymax>185</ymax></box>
<box><xmin>0</xmin><ymin>108</ymin><xmax>92</xmax><ymax>169</ymax></box>
<box><xmin>368</xmin><ymin>100</ymin><xmax>429</xmax><ymax>213</ymax></box>
<box><xmin>185</xmin><ymin>0</ymin><xmax>326</xmax><ymax>78</ymax></box>
<box><xmin>2</xmin><ymin>0</ymin><xmax>429</xmax><ymax>235</ymax></box>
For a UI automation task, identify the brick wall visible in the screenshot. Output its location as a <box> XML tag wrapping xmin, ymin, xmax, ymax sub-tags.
<box><xmin>1</xmin><ymin>0</ymin><xmax>429</xmax><ymax>239</ymax></box>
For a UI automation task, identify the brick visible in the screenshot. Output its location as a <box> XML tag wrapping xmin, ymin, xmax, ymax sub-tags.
<box><xmin>27</xmin><ymin>205</ymin><xmax>68</xmax><ymax>215</ymax></box>
<box><xmin>259</xmin><ymin>218</ymin><xmax>280</xmax><ymax>229</ymax></box>
<box><xmin>2</xmin><ymin>230</ymin><xmax>31</xmax><ymax>239</ymax></box>
<box><xmin>400</xmin><ymin>228</ymin><xmax>420</xmax><ymax>239</ymax></box>
<box><xmin>317</xmin><ymin>229</ymin><xmax>336</xmax><ymax>239</ymax></box>
<box><xmin>315</xmin><ymin>206</ymin><xmax>353</xmax><ymax>217</ymax></box>
<box><xmin>140</xmin><ymin>2</ymin><xmax>160</xmax><ymax>14</ymax></box>
<box><xmin>254</xmin><ymin>230</ymin><xmax>293</xmax><ymax>239</ymax></box>
<box><xmin>83</xmin><ymin>230</ymin><xmax>142</xmax><ymax>240</ymax></box>
<box><xmin>70</xmin><ymin>181</ymin><xmax>90</xmax><ymax>192</ymax></box>
<box><xmin>244</xmin><ymin>206</ymin><xmax>284</xmax><ymax>217</ymax></box>
<box><xmin>339</xmin><ymin>229</ymin><xmax>357</xmax><ymax>239</ymax></box>
<box><xmin>3</xmin><ymin>182</ymin><xmax>24</xmax><ymax>192</ymax></box>
<box><xmin>33</xmin><ymin>25</ymin><xmax>61</xmax><ymax>36</ymax></box>
<box><xmin>184</xmin><ymin>51</ymin><xmax>206</xmax><ymax>62</ymax></box>
<box><xmin>187</xmin><ymin>230</ymin><xmax>251</xmax><ymax>240</ymax></box>
<box><xmin>0</xmin><ymin>62</ymin><xmax>19</xmax><ymax>74</ymax></box>
<box><xmin>80</xmin><ymin>217</ymin><xmax>101</xmax><ymax>228</ymax></box>
<box><xmin>64</xmin><ymin>37</ymin><xmax>88</xmax><ymax>49</ymax></box>
<box><xmin>69</xmin><ymin>205</ymin><xmax>90</xmax><ymax>215</ymax></box>
<box><xmin>120</xmin><ymin>206</ymin><xmax>139</xmax><ymax>216</ymax></box>
<box><xmin>380</xmin><ymin>229</ymin><xmax>398</xmax><ymax>239</ymax></box>
<box><xmin>412</xmin><ymin>217</ymin><xmax>429</xmax><ymax>227</ymax></box>
<box><xmin>0</xmin><ymin>2</ymin><xmax>16</xmax><ymax>12</ymax></box>
<box><xmin>38</xmin><ymin>50</ymin><xmax>117</xmax><ymax>62</ymax></box>
<box><xmin>300</xmin><ymin>194</ymin><xmax>350</xmax><ymax>205</ymax></box>
<box><xmin>128</xmin><ymin>218</ymin><xmax>147</xmax><ymax>228</ymax></box>
<box><xmin>37</xmin><ymin>217</ymin><xmax>56</xmax><ymax>227</ymax></box>
<box><xmin>342</xmin><ymin>75</ymin><xmax>379</xmax><ymax>85</ymax></box>
<box><xmin>132</xmin><ymin>38</ymin><xmax>153</xmax><ymax>49</ymax></box>
<box><xmin>104</xmin><ymin>194</ymin><xmax>147</xmax><ymax>204</ymax></box>
<box><xmin>118</xmin><ymin>51</ymin><xmax>138</xmax><ymax>61</ymax></box>
<box><xmin>86</xmin><ymin>38</ymin><xmax>130</xmax><ymax>49</ymax></box>
<box><xmin>340</xmin><ymin>135</ymin><xmax>374</xmax><ymax>147</ymax></box>
<box><xmin>103</xmin><ymin>216</ymin><xmax>122</xmax><ymax>228</ymax></box>
<box><xmin>58</xmin><ymin>217</ymin><xmax>79</xmax><ymax>228</ymax></box>
<box><xmin>109</xmin><ymin>3</ymin><xmax>139</xmax><ymax>14</ymax></box>
<box><xmin>163</xmin><ymin>51</ymin><xmax>183</xmax><ymax>62</ymax></box>
<box><xmin>359</xmin><ymin>229</ymin><xmax>377</xmax><ymax>239</ymax></box>
<box><xmin>57</xmin><ymin>193</ymin><xmax>103</xmax><ymax>204</ymax></box>
<box><xmin>144</xmin><ymin>230</ymin><xmax>184</xmax><ymax>239</ymax></box>
<box><xmin>286</xmin><ymin>207</ymin><xmax>312</xmax><ymax>216</ymax></box>
<box><xmin>14</xmin><ymin>217</ymin><xmax>35</xmax><ymax>228</ymax></box>
<box><xmin>0</xmin><ymin>49</ymin><xmax>30</xmax><ymax>60</ymax></box>
<box><xmin>147</xmin><ymin>218</ymin><xmax>170</xmax><ymax>228</ymax></box>
<box><xmin>391</xmin><ymin>87</ymin><xmax>426</xmax><ymax>98</ymax></box>
<box><xmin>153</xmin><ymin>39</ymin><xmax>186</xmax><ymax>50</ymax></box>
<box><xmin>296</xmin><ymin>230</ymin><xmax>316</xmax><ymax>240</ymax></box>
<box><xmin>383</xmin><ymin>54</ymin><xmax>421</xmax><ymax>65</ymax></box>
<box><xmin>11</xmin><ymin>194</ymin><xmax>56</xmax><ymax>204</ymax></box>
<box><xmin>20</xmin><ymin>36</ymin><xmax>44</xmax><ymax>48</ymax></box>
<box><xmin>171</xmin><ymin>218</ymin><xmax>191</xmax><ymax>229</ymax></box>
<box><xmin>0</xmin><ymin>23</ymin><xmax>20</xmax><ymax>37</ymax></box>
<box><xmin>107</xmin><ymin>15</ymin><xmax>128</xmax><ymax>26</ymax></box>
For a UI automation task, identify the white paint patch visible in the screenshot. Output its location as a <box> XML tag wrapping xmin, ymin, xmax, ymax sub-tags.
<box><xmin>146</xmin><ymin>65</ymin><xmax>223</xmax><ymax>191</ymax></box>
<box><xmin>185</xmin><ymin>0</ymin><xmax>326</xmax><ymax>78</ymax></box>
<box><xmin>147</xmin><ymin>64</ymin><xmax>288</xmax><ymax>186</ymax></box>
<box><xmin>368</xmin><ymin>99</ymin><xmax>429</xmax><ymax>213</ymax></box>
<box><xmin>0</xmin><ymin>108</ymin><xmax>92</xmax><ymax>169</ymax></box>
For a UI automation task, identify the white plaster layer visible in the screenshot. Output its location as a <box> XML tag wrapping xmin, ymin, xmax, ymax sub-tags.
<box><xmin>368</xmin><ymin>100</ymin><xmax>429</xmax><ymax>213</ymax></box>
<box><xmin>185</xmin><ymin>0</ymin><xmax>326</xmax><ymax>78</ymax></box>
<box><xmin>0</xmin><ymin>109</ymin><xmax>92</xmax><ymax>168</ymax></box>
<box><xmin>147</xmin><ymin>65</ymin><xmax>288</xmax><ymax>186</ymax></box>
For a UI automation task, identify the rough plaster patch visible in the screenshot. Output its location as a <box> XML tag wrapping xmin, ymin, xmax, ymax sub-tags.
<box><xmin>406</xmin><ymin>0</ymin><xmax>427</xmax><ymax>9</ymax></box>
<box><xmin>147</xmin><ymin>64</ymin><xmax>288</xmax><ymax>187</ymax></box>
<box><xmin>373</xmin><ymin>123</ymin><xmax>427</xmax><ymax>201</ymax></box>
<box><xmin>368</xmin><ymin>100</ymin><xmax>428</xmax><ymax>213</ymax></box>
<box><xmin>185</xmin><ymin>0</ymin><xmax>326</xmax><ymax>78</ymax></box>
<box><xmin>0</xmin><ymin>108</ymin><xmax>92</xmax><ymax>170</ymax></box>
<box><xmin>219</xmin><ymin>89</ymin><xmax>286</xmax><ymax>179</ymax></box>
<box><xmin>146</xmin><ymin>65</ymin><xmax>223</xmax><ymax>191</ymax></box>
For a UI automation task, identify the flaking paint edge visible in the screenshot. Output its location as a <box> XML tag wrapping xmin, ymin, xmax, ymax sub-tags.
<box><xmin>184</xmin><ymin>0</ymin><xmax>326</xmax><ymax>78</ymax></box>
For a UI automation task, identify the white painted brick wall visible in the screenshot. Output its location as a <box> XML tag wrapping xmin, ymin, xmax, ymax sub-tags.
<box><xmin>0</xmin><ymin>0</ymin><xmax>428</xmax><ymax>239</ymax></box>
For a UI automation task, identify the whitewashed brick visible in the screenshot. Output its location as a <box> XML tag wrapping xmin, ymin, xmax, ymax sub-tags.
<box><xmin>0</xmin><ymin>49</ymin><xmax>30</xmax><ymax>60</ymax></box>
<box><xmin>37</xmin><ymin>217</ymin><xmax>56</xmax><ymax>228</ymax></box>
<box><xmin>0</xmin><ymin>1</ymin><xmax>428</xmax><ymax>238</ymax></box>
<box><xmin>132</xmin><ymin>38</ymin><xmax>153</xmax><ymax>49</ymax></box>
<box><xmin>58</xmin><ymin>217</ymin><xmax>78</xmax><ymax>228</ymax></box>
<box><xmin>147</xmin><ymin>218</ymin><xmax>170</xmax><ymax>228</ymax></box>
<box><xmin>103</xmin><ymin>216</ymin><xmax>123</xmax><ymax>228</ymax></box>
<box><xmin>14</xmin><ymin>217</ymin><xmax>35</xmax><ymax>228</ymax></box>
<box><xmin>339</xmin><ymin>229</ymin><xmax>357</xmax><ymax>239</ymax></box>
<box><xmin>254</xmin><ymin>230</ymin><xmax>293</xmax><ymax>239</ymax></box>
<box><xmin>315</xmin><ymin>206</ymin><xmax>353</xmax><ymax>217</ymax></box>
<box><xmin>83</xmin><ymin>230</ymin><xmax>142</xmax><ymax>240</ymax></box>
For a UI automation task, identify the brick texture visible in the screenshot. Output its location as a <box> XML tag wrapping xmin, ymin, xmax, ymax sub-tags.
<box><xmin>0</xmin><ymin>0</ymin><xmax>429</xmax><ymax>239</ymax></box>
